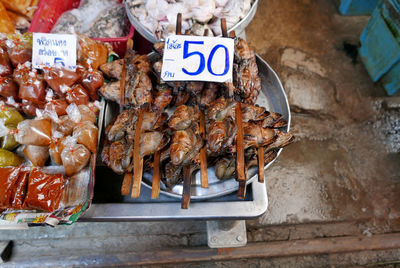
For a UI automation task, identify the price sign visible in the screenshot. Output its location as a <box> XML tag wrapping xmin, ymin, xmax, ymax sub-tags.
<box><xmin>32</xmin><ymin>33</ymin><xmax>77</xmax><ymax>70</ymax></box>
<box><xmin>161</xmin><ymin>35</ymin><xmax>234</xmax><ymax>83</ymax></box>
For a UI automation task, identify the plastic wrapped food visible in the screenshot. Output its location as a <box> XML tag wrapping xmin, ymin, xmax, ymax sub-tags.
<box><xmin>15</xmin><ymin>119</ymin><xmax>52</xmax><ymax>146</ymax></box>
<box><xmin>66</xmin><ymin>84</ymin><xmax>90</xmax><ymax>105</ymax></box>
<box><xmin>44</xmin><ymin>99</ymin><xmax>69</xmax><ymax>116</ymax></box>
<box><xmin>81</xmin><ymin>69</ymin><xmax>104</xmax><ymax>101</ymax></box>
<box><xmin>1</xmin><ymin>131</ymin><xmax>19</xmax><ymax>151</ymax></box>
<box><xmin>0</xmin><ymin>106</ymin><xmax>24</xmax><ymax>127</ymax></box>
<box><xmin>0</xmin><ymin>167</ymin><xmax>20</xmax><ymax>208</ymax></box>
<box><xmin>52</xmin><ymin>115</ymin><xmax>75</xmax><ymax>136</ymax></box>
<box><xmin>51</xmin><ymin>9</ymin><xmax>83</xmax><ymax>34</ymax></box>
<box><xmin>24</xmin><ymin>169</ymin><xmax>65</xmax><ymax>212</ymax></box>
<box><xmin>0</xmin><ymin>47</ymin><xmax>12</xmax><ymax>76</ymax></box>
<box><xmin>21</xmin><ymin>100</ymin><xmax>41</xmax><ymax>116</ymax></box>
<box><xmin>5</xmin><ymin>33</ymin><xmax>33</xmax><ymax>67</ymax></box>
<box><xmin>85</xmin><ymin>4</ymin><xmax>127</xmax><ymax>38</ymax></box>
<box><xmin>73</xmin><ymin>121</ymin><xmax>98</xmax><ymax>153</ymax></box>
<box><xmin>49</xmin><ymin>138</ymin><xmax>65</xmax><ymax>165</ymax></box>
<box><xmin>23</xmin><ymin>145</ymin><xmax>49</xmax><ymax>167</ymax></box>
<box><xmin>78</xmin><ymin>35</ymin><xmax>108</xmax><ymax>69</ymax></box>
<box><xmin>18</xmin><ymin>74</ymin><xmax>46</xmax><ymax>105</ymax></box>
<box><xmin>0</xmin><ymin>149</ymin><xmax>24</xmax><ymax>167</ymax></box>
<box><xmin>44</xmin><ymin>68</ymin><xmax>80</xmax><ymax>95</ymax></box>
<box><xmin>78</xmin><ymin>105</ymin><xmax>96</xmax><ymax>124</ymax></box>
<box><xmin>0</xmin><ymin>77</ymin><xmax>18</xmax><ymax>99</ymax></box>
<box><xmin>61</xmin><ymin>137</ymin><xmax>91</xmax><ymax>176</ymax></box>
<box><xmin>10</xmin><ymin>170</ymin><xmax>29</xmax><ymax>210</ymax></box>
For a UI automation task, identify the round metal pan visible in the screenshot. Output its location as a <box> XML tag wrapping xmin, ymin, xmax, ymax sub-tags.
<box><xmin>124</xmin><ymin>0</ymin><xmax>259</xmax><ymax>43</ymax></box>
<box><xmin>141</xmin><ymin>54</ymin><xmax>291</xmax><ymax>199</ymax></box>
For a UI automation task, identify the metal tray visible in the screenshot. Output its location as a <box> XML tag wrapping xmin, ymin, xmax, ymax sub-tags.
<box><xmin>124</xmin><ymin>0</ymin><xmax>259</xmax><ymax>43</ymax></box>
<box><xmin>100</xmin><ymin>54</ymin><xmax>290</xmax><ymax>200</ymax></box>
<box><xmin>81</xmin><ymin>174</ymin><xmax>268</xmax><ymax>221</ymax></box>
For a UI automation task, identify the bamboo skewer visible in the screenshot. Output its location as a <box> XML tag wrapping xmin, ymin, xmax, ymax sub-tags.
<box><xmin>119</xmin><ymin>39</ymin><xmax>133</xmax><ymax>195</ymax></box>
<box><xmin>176</xmin><ymin>13</ymin><xmax>182</xmax><ymax>35</ymax></box>
<box><xmin>257</xmin><ymin>146</ymin><xmax>265</xmax><ymax>183</ymax></box>
<box><xmin>198</xmin><ymin>28</ymin><xmax>209</xmax><ymax>189</ymax></box>
<box><xmin>131</xmin><ymin>108</ymin><xmax>145</xmax><ymax>198</ymax></box>
<box><xmin>121</xmin><ymin>173</ymin><xmax>133</xmax><ymax>195</ymax></box>
<box><xmin>235</xmin><ymin>101</ymin><xmax>246</xmax><ymax>199</ymax></box>
<box><xmin>221</xmin><ymin>18</ymin><xmax>228</xmax><ymax>38</ymax></box>
<box><xmin>221</xmin><ymin>21</ymin><xmax>247</xmax><ymax>198</ymax></box>
<box><xmin>181</xmin><ymin>165</ymin><xmax>192</xmax><ymax>209</ymax></box>
<box><xmin>199</xmin><ymin>110</ymin><xmax>208</xmax><ymax>188</ymax></box>
<box><xmin>151</xmin><ymin>150</ymin><xmax>161</xmax><ymax>199</ymax></box>
<box><xmin>120</xmin><ymin>39</ymin><xmax>133</xmax><ymax>108</ymax></box>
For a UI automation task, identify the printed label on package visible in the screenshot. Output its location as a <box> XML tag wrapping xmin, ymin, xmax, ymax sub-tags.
<box><xmin>161</xmin><ymin>35</ymin><xmax>234</xmax><ymax>83</ymax></box>
<box><xmin>32</xmin><ymin>33</ymin><xmax>77</xmax><ymax>70</ymax></box>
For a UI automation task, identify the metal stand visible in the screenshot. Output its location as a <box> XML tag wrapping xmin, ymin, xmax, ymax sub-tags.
<box><xmin>207</xmin><ymin>220</ymin><xmax>247</xmax><ymax>248</ymax></box>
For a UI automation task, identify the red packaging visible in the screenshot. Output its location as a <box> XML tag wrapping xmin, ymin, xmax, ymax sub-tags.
<box><xmin>0</xmin><ymin>167</ymin><xmax>21</xmax><ymax>209</ymax></box>
<box><xmin>24</xmin><ymin>168</ymin><xmax>65</xmax><ymax>212</ymax></box>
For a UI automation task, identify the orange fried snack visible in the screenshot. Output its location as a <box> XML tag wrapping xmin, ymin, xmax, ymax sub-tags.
<box><xmin>0</xmin><ymin>2</ymin><xmax>15</xmax><ymax>34</ymax></box>
<box><xmin>0</xmin><ymin>0</ymin><xmax>38</xmax><ymax>19</ymax></box>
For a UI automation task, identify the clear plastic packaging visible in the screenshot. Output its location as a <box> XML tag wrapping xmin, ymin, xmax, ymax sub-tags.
<box><xmin>80</xmin><ymin>69</ymin><xmax>104</xmax><ymax>101</ymax></box>
<box><xmin>66</xmin><ymin>84</ymin><xmax>90</xmax><ymax>105</ymax></box>
<box><xmin>78</xmin><ymin>105</ymin><xmax>96</xmax><ymax>124</ymax></box>
<box><xmin>0</xmin><ymin>77</ymin><xmax>18</xmax><ymax>99</ymax></box>
<box><xmin>49</xmin><ymin>137</ymin><xmax>65</xmax><ymax>165</ymax></box>
<box><xmin>73</xmin><ymin>121</ymin><xmax>98</xmax><ymax>153</ymax></box>
<box><xmin>15</xmin><ymin>119</ymin><xmax>52</xmax><ymax>146</ymax></box>
<box><xmin>52</xmin><ymin>115</ymin><xmax>75</xmax><ymax>136</ymax></box>
<box><xmin>0</xmin><ymin>149</ymin><xmax>24</xmax><ymax>167</ymax></box>
<box><xmin>24</xmin><ymin>168</ymin><xmax>65</xmax><ymax>212</ymax></box>
<box><xmin>77</xmin><ymin>35</ymin><xmax>108</xmax><ymax>69</ymax></box>
<box><xmin>44</xmin><ymin>67</ymin><xmax>80</xmax><ymax>96</ymax></box>
<box><xmin>23</xmin><ymin>145</ymin><xmax>50</xmax><ymax>167</ymax></box>
<box><xmin>44</xmin><ymin>99</ymin><xmax>69</xmax><ymax>116</ymax></box>
<box><xmin>61</xmin><ymin>136</ymin><xmax>91</xmax><ymax>176</ymax></box>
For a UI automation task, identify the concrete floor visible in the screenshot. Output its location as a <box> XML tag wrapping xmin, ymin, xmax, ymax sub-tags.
<box><xmin>1</xmin><ymin>0</ymin><xmax>400</xmax><ymax>267</ymax></box>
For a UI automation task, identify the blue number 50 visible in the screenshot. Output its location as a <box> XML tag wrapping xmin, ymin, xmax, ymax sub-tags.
<box><xmin>182</xmin><ymin>41</ymin><xmax>205</xmax><ymax>76</ymax></box>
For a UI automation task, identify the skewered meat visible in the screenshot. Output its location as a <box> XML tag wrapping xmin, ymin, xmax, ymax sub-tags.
<box><xmin>152</xmin><ymin>85</ymin><xmax>173</xmax><ymax>111</ymax></box>
<box><xmin>168</xmin><ymin>105</ymin><xmax>199</xmax><ymax>130</ymax></box>
<box><xmin>106</xmin><ymin>109</ymin><xmax>136</xmax><ymax>141</ymax></box>
<box><xmin>100</xmin><ymin>59</ymin><xmax>124</xmax><ymax>80</ymax></box>
<box><xmin>142</xmin><ymin>111</ymin><xmax>168</xmax><ymax>132</ymax></box>
<box><xmin>139</xmin><ymin>131</ymin><xmax>163</xmax><ymax>157</ymax></box>
<box><xmin>200</xmin><ymin>82</ymin><xmax>219</xmax><ymax>107</ymax></box>
<box><xmin>125</xmin><ymin>58</ymin><xmax>153</xmax><ymax>107</ymax></box>
<box><xmin>103</xmin><ymin>139</ymin><xmax>133</xmax><ymax>175</ymax></box>
<box><xmin>242</xmin><ymin>122</ymin><xmax>276</xmax><ymax>148</ymax></box>
<box><xmin>232</xmin><ymin>38</ymin><xmax>261</xmax><ymax>104</ymax></box>
<box><xmin>99</xmin><ymin>81</ymin><xmax>121</xmax><ymax>104</ymax></box>
<box><xmin>206</xmin><ymin>117</ymin><xmax>236</xmax><ymax>154</ymax></box>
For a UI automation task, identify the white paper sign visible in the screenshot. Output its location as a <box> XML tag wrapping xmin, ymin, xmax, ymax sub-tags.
<box><xmin>32</xmin><ymin>33</ymin><xmax>77</xmax><ymax>70</ymax></box>
<box><xmin>161</xmin><ymin>35</ymin><xmax>234</xmax><ymax>83</ymax></box>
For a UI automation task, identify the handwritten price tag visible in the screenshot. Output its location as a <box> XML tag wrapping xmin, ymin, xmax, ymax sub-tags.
<box><xmin>161</xmin><ymin>35</ymin><xmax>234</xmax><ymax>83</ymax></box>
<box><xmin>32</xmin><ymin>33</ymin><xmax>77</xmax><ymax>70</ymax></box>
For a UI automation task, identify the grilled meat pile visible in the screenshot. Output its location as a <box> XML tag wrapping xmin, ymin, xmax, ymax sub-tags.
<box><xmin>100</xmin><ymin>35</ymin><xmax>294</xmax><ymax>189</ymax></box>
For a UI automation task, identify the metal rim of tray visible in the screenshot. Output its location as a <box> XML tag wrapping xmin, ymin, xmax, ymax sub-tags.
<box><xmin>140</xmin><ymin>54</ymin><xmax>291</xmax><ymax>200</ymax></box>
<box><xmin>124</xmin><ymin>0</ymin><xmax>259</xmax><ymax>43</ymax></box>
